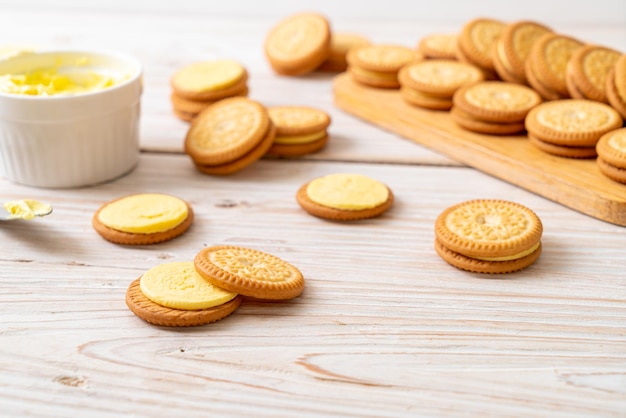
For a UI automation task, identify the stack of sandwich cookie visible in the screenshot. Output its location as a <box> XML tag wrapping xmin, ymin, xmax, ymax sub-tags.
<box><xmin>596</xmin><ymin>128</ymin><xmax>626</xmax><ymax>184</ymax></box>
<box><xmin>525</xmin><ymin>33</ymin><xmax>584</xmax><ymax>101</ymax></box>
<box><xmin>492</xmin><ymin>20</ymin><xmax>552</xmax><ymax>85</ymax></box>
<box><xmin>417</xmin><ymin>34</ymin><xmax>458</xmax><ymax>60</ymax></box>
<box><xmin>92</xmin><ymin>193</ymin><xmax>193</xmax><ymax>245</ymax></box>
<box><xmin>185</xmin><ymin>97</ymin><xmax>275</xmax><ymax>175</ymax></box>
<box><xmin>266</xmin><ymin>106</ymin><xmax>331</xmax><ymax>156</ymax></box>
<box><xmin>456</xmin><ymin>18</ymin><xmax>506</xmax><ymax>80</ymax></box>
<box><xmin>194</xmin><ymin>246</ymin><xmax>305</xmax><ymax>300</ymax></box>
<box><xmin>398</xmin><ymin>60</ymin><xmax>485</xmax><ymax>110</ymax></box>
<box><xmin>296</xmin><ymin>173</ymin><xmax>393</xmax><ymax>221</ymax></box>
<box><xmin>317</xmin><ymin>33</ymin><xmax>370</xmax><ymax>72</ymax></box>
<box><xmin>170</xmin><ymin>60</ymin><xmax>249</xmax><ymax>122</ymax></box>
<box><xmin>606</xmin><ymin>54</ymin><xmax>626</xmax><ymax>119</ymax></box>
<box><xmin>525</xmin><ymin>99</ymin><xmax>622</xmax><ymax>158</ymax></box>
<box><xmin>347</xmin><ymin>44</ymin><xmax>422</xmax><ymax>89</ymax></box>
<box><xmin>566</xmin><ymin>45</ymin><xmax>621</xmax><ymax>103</ymax></box>
<box><xmin>451</xmin><ymin>81</ymin><xmax>542</xmax><ymax>135</ymax></box>
<box><xmin>126</xmin><ymin>262</ymin><xmax>241</xmax><ymax>327</ymax></box>
<box><xmin>434</xmin><ymin>199</ymin><xmax>543</xmax><ymax>274</ymax></box>
<box><xmin>264</xmin><ymin>13</ymin><xmax>331</xmax><ymax>76</ymax></box>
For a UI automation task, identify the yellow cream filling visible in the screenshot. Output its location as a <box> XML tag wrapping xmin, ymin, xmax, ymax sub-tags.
<box><xmin>474</xmin><ymin>242</ymin><xmax>540</xmax><ymax>261</ymax></box>
<box><xmin>173</xmin><ymin>59</ymin><xmax>244</xmax><ymax>92</ymax></box>
<box><xmin>3</xmin><ymin>199</ymin><xmax>52</xmax><ymax>220</ymax></box>
<box><xmin>98</xmin><ymin>193</ymin><xmax>188</xmax><ymax>234</ymax></box>
<box><xmin>274</xmin><ymin>130</ymin><xmax>326</xmax><ymax>145</ymax></box>
<box><xmin>140</xmin><ymin>261</ymin><xmax>237</xmax><ymax>310</ymax></box>
<box><xmin>306</xmin><ymin>173</ymin><xmax>389</xmax><ymax>210</ymax></box>
<box><xmin>0</xmin><ymin>58</ymin><xmax>126</xmax><ymax>96</ymax></box>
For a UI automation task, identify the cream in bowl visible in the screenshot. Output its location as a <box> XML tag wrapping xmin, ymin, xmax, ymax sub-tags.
<box><xmin>0</xmin><ymin>50</ymin><xmax>143</xmax><ymax>188</ymax></box>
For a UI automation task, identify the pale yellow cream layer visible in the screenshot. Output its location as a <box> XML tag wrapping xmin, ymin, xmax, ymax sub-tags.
<box><xmin>3</xmin><ymin>199</ymin><xmax>52</xmax><ymax>220</ymax></box>
<box><xmin>0</xmin><ymin>58</ymin><xmax>126</xmax><ymax>96</ymax></box>
<box><xmin>274</xmin><ymin>130</ymin><xmax>326</xmax><ymax>145</ymax></box>
<box><xmin>306</xmin><ymin>173</ymin><xmax>389</xmax><ymax>210</ymax></box>
<box><xmin>140</xmin><ymin>261</ymin><xmax>237</xmax><ymax>310</ymax></box>
<box><xmin>474</xmin><ymin>242</ymin><xmax>540</xmax><ymax>261</ymax></box>
<box><xmin>172</xmin><ymin>60</ymin><xmax>244</xmax><ymax>92</ymax></box>
<box><xmin>98</xmin><ymin>193</ymin><xmax>188</xmax><ymax>234</ymax></box>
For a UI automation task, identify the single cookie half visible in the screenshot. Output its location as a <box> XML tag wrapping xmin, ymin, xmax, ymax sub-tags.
<box><xmin>184</xmin><ymin>97</ymin><xmax>270</xmax><ymax>166</ymax></box>
<box><xmin>452</xmin><ymin>81</ymin><xmax>542</xmax><ymax>123</ymax></box>
<box><xmin>525</xmin><ymin>99</ymin><xmax>623</xmax><ymax>147</ymax></box>
<box><xmin>296</xmin><ymin>173</ymin><xmax>394</xmax><ymax>221</ymax></box>
<box><xmin>170</xmin><ymin>60</ymin><xmax>248</xmax><ymax>101</ymax></box>
<box><xmin>398</xmin><ymin>60</ymin><xmax>485</xmax><ymax>98</ymax></box>
<box><xmin>264</xmin><ymin>12</ymin><xmax>331</xmax><ymax>75</ymax></box>
<box><xmin>596</xmin><ymin>128</ymin><xmax>626</xmax><ymax>169</ymax></box>
<box><xmin>418</xmin><ymin>33</ymin><xmax>458</xmax><ymax>60</ymax></box>
<box><xmin>457</xmin><ymin>18</ymin><xmax>506</xmax><ymax>72</ymax></box>
<box><xmin>92</xmin><ymin>193</ymin><xmax>193</xmax><ymax>245</ymax></box>
<box><xmin>434</xmin><ymin>199</ymin><xmax>543</xmax><ymax>274</ymax></box>
<box><xmin>493</xmin><ymin>20</ymin><xmax>552</xmax><ymax>84</ymax></box>
<box><xmin>194</xmin><ymin>246</ymin><xmax>305</xmax><ymax>300</ymax></box>
<box><xmin>126</xmin><ymin>278</ymin><xmax>241</xmax><ymax>327</ymax></box>
<box><xmin>566</xmin><ymin>45</ymin><xmax>621</xmax><ymax>103</ymax></box>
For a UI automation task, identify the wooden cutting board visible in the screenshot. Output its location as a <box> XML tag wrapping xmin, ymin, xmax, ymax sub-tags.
<box><xmin>333</xmin><ymin>73</ymin><xmax>626</xmax><ymax>227</ymax></box>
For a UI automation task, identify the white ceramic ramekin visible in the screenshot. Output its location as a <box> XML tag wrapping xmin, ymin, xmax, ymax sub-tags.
<box><xmin>0</xmin><ymin>50</ymin><xmax>142</xmax><ymax>188</ymax></box>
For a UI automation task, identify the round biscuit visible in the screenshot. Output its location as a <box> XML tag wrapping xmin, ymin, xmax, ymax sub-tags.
<box><xmin>525</xmin><ymin>58</ymin><xmax>563</xmax><ymax>101</ymax></box>
<box><xmin>348</xmin><ymin>66</ymin><xmax>401</xmax><ymax>89</ymax></box>
<box><xmin>525</xmin><ymin>99</ymin><xmax>623</xmax><ymax>146</ymax></box>
<box><xmin>596</xmin><ymin>128</ymin><xmax>626</xmax><ymax>169</ymax></box>
<box><xmin>529</xmin><ymin>33</ymin><xmax>584</xmax><ymax>97</ymax></box>
<box><xmin>267</xmin><ymin>134</ymin><xmax>329</xmax><ymax>157</ymax></box>
<box><xmin>567</xmin><ymin>45</ymin><xmax>621</xmax><ymax>103</ymax></box>
<box><xmin>457</xmin><ymin>18</ymin><xmax>506</xmax><ymax>71</ymax></box>
<box><xmin>171</xmin><ymin>62</ymin><xmax>248</xmax><ymax>101</ymax></box>
<box><xmin>264</xmin><ymin>13</ymin><xmax>331</xmax><ymax>75</ymax></box>
<box><xmin>452</xmin><ymin>81</ymin><xmax>542</xmax><ymax>123</ymax></box>
<box><xmin>417</xmin><ymin>33</ymin><xmax>458</xmax><ymax>60</ymax></box>
<box><xmin>268</xmin><ymin>106</ymin><xmax>331</xmax><ymax>136</ymax></box>
<box><xmin>400</xmin><ymin>87</ymin><xmax>453</xmax><ymax>110</ymax></box>
<box><xmin>185</xmin><ymin>97</ymin><xmax>270</xmax><ymax>165</ymax></box>
<box><xmin>597</xmin><ymin>157</ymin><xmax>626</xmax><ymax>184</ymax></box>
<box><xmin>194</xmin><ymin>246</ymin><xmax>305</xmax><ymax>301</ymax></box>
<box><xmin>398</xmin><ymin>60</ymin><xmax>485</xmax><ymax>98</ymax></box>
<box><xmin>171</xmin><ymin>86</ymin><xmax>249</xmax><ymax>115</ymax></box>
<box><xmin>606</xmin><ymin>68</ymin><xmax>626</xmax><ymax>119</ymax></box>
<box><xmin>92</xmin><ymin>199</ymin><xmax>194</xmax><ymax>246</ymax></box>
<box><xmin>614</xmin><ymin>55</ymin><xmax>626</xmax><ymax>103</ymax></box>
<box><xmin>126</xmin><ymin>278</ymin><xmax>241</xmax><ymax>327</ymax></box>
<box><xmin>347</xmin><ymin>44</ymin><xmax>422</xmax><ymax>73</ymax></box>
<box><xmin>435</xmin><ymin>239</ymin><xmax>542</xmax><ymax>274</ymax></box>
<box><xmin>434</xmin><ymin>199</ymin><xmax>543</xmax><ymax>259</ymax></box>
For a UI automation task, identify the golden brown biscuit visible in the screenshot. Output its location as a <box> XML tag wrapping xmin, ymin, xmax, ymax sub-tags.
<box><xmin>398</xmin><ymin>60</ymin><xmax>485</xmax><ymax>98</ymax></box>
<box><xmin>450</xmin><ymin>107</ymin><xmax>526</xmax><ymax>135</ymax></box>
<box><xmin>528</xmin><ymin>134</ymin><xmax>597</xmax><ymax>159</ymax></box>
<box><xmin>184</xmin><ymin>97</ymin><xmax>270</xmax><ymax>166</ymax></box>
<box><xmin>418</xmin><ymin>33</ymin><xmax>458</xmax><ymax>60</ymax></box>
<box><xmin>457</xmin><ymin>18</ymin><xmax>506</xmax><ymax>72</ymax></box>
<box><xmin>596</xmin><ymin>128</ymin><xmax>626</xmax><ymax>169</ymax></box>
<box><xmin>264</xmin><ymin>13</ymin><xmax>331</xmax><ymax>75</ymax></box>
<box><xmin>400</xmin><ymin>87</ymin><xmax>454</xmax><ymax>110</ymax></box>
<box><xmin>566</xmin><ymin>45</ymin><xmax>621</xmax><ymax>103</ymax></box>
<box><xmin>606</xmin><ymin>56</ymin><xmax>626</xmax><ymax>119</ymax></box>
<box><xmin>434</xmin><ymin>199</ymin><xmax>543</xmax><ymax>274</ymax></box>
<box><xmin>317</xmin><ymin>32</ymin><xmax>371</xmax><ymax>72</ymax></box>
<box><xmin>194</xmin><ymin>246</ymin><xmax>305</xmax><ymax>300</ymax></box>
<box><xmin>596</xmin><ymin>157</ymin><xmax>626</xmax><ymax>184</ymax></box>
<box><xmin>347</xmin><ymin>44</ymin><xmax>422</xmax><ymax>89</ymax></box>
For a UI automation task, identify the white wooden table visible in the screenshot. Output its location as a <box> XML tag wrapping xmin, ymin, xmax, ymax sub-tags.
<box><xmin>1</xmin><ymin>2</ymin><xmax>625</xmax><ymax>417</ymax></box>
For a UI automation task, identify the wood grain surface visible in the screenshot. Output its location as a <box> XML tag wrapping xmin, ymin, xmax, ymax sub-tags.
<box><xmin>1</xmin><ymin>2</ymin><xmax>626</xmax><ymax>417</ymax></box>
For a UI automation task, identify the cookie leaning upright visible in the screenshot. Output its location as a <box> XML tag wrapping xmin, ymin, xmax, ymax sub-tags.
<box><xmin>434</xmin><ymin>199</ymin><xmax>543</xmax><ymax>274</ymax></box>
<box><xmin>170</xmin><ymin>59</ymin><xmax>249</xmax><ymax>121</ymax></box>
<box><xmin>264</xmin><ymin>13</ymin><xmax>331</xmax><ymax>76</ymax></box>
<box><xmin>92</xmin><ymin>193</ymin><xmax>194</xmax><ymax>245</ymax></box>
<box><xmin>266</xmin><ymin>106</ymin><xmax>331</xmax><ymax>157</ymax></box>
<box><xmin>596</xmin><ymin>128</ymin><xmax>626</xmax><ymax>184</ymax></box>
<box><xmin>296</xmin><ymin>173</ymin><xmax>394</xmax><ymax>221</ymax></box>
<box><xmin>194</xmin><ymin>246</ymin><xmax>305</xmax><ymax>300</ymax></box>
<box><xmin>456</xmin><ymin>18</ymin><xmax>506</xmax><ymax>79</ymax></box>
<box><xmin>347</xmin><ymin>44</ymin><xmax>422</xmax><ymax>89</ymax></box>
<box><xmin>185</xmin><ymin>97</ymin><xmax>275</xmax><ymax>175</ymax></box>
<box><xmin>566</xmin><ymin>45</ymin><xmax>621</xmax><ymax>103</ymax></box>
<box><xmin>606</xmin><ymin>54</ymin><xmax>626</xmax><ymax>119</ymax></box>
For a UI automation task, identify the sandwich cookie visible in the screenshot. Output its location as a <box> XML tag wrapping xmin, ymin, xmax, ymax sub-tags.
<box><xmin>456</xmin><ymin>18</ymin><xmax>506</xmax><ymax>76</ymax></box>
<box><xmin>418</xmin><ymin>34</ymin><xmax>458</xmax><ymax>60</ymax></box>
<box><xmin>266</xmin><ymin>106</ymin><xmax>331</xmax><ymax>157</ymax></box>
<box><xmin>347</xmin><ymin>44</ymin><xmax>422</xmax><ymax>89</ymax></box>
<box><xmin>596</xmin><ymin>128</ymin><xmax>626</xmax><ymax>184</ymax></box>
<box><xmin>434</xmin><ymin>199</ymin><xmax>543</xmax><ymax>274</ymax></box>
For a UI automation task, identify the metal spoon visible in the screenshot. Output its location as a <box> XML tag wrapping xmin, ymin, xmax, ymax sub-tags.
<box><xmin>1</xmin><ymin>200</ymin><xmax>53</xmax><ymax>221</ymax></box>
